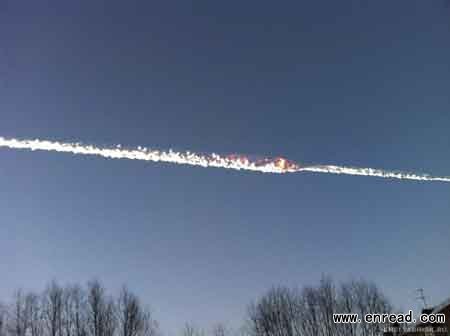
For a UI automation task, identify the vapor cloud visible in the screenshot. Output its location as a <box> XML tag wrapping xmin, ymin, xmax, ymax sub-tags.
<box><xmin>1</xmin><ymin>136</ymin><xmax>449</xmax><ymax>182</ymax></box>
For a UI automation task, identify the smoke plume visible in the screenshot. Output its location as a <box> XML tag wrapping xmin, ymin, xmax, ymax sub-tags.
<box><xmin>0</xmin><ymin>136</ymin><xmax>449</xmax><ymax>182</ymax></box>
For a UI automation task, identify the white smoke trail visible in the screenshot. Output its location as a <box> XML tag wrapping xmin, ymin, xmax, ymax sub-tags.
<box><xmin>298</xmin><ymin>166</ymin><xmax>450</xmax><ymax>183</ymax></box>
<box><xmin>0</xmin><ymin>136</ymin><xmax>293</xmax><ymax>173</ymax></box>
<box><xmin>0</xmin><ymin>136</ymin><xmax>449</xmax><ymax>182</ymax></box>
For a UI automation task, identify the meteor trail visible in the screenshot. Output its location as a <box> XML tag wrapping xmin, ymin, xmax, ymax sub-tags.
<box><xmin>0</xmin><ymin>136</ymin><xmax>449</xmax><ymax>182</ymax></box>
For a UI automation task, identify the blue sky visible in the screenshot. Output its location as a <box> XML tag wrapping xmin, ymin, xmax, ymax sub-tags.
<box><xmin>1</xmin><ymin>0</ymin><xmax>450</xmax><ymax>334</ymax></box>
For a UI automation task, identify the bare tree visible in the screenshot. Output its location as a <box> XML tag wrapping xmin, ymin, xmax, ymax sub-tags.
<box><xmin>0</xmin><ymin>280</ymin><xmax>159</xmax><ymax>336</ymax></box>
<box><xmin>350</xmin><ymin>280</ymin><xmax>392</xmax><ymax>336</ymax></box>
<box><xmin>26</xmin><ymin>292</ymin><xmax>44</xmax><ymax>336</ymax></box>
<box><xmin>69</xmin><ymin>286</ymin><xmax>87</xmax><ymax>336</ymax></box>
<box><xmin>297</xmin><ymin>286</ymin><xmax>320</xmax><ymax>336</ymax></box>
<box><xmin>8</xmin><ymin>290</ymin><xmax>28</xmax><ymax>336</ymax></box>
<box><xmin>182</xmin><ymin>323</ymin><xmax>203</xmax><ymax>336</ymax></box>
<box><xmin>62</xmin><ymin>287</ymin><xmax>75</xmax><ymax>336</ymax></box>
<box><xmin>62</xmin><ymin>286</ymin><xmax>89</xmax><ymax>336</ymax></box>
<box><xmin>0</xmin><ymin>301</ymin><xmax>7</xmax><ymax>336</ymax></box>
<box><xmin>43</xmin><ymin>282</ymin><xmax>64</xmax><ymax>336</ymax></box>
<box><xmin>337</xmin><ymin>282</ymin><xmax>357</xmax><ymax>336</ymax></box>
<box><xmin>117</xmin><ymin>287</ymin><xmax>143</xmax><ymax>336</ymax></box>
<box><xmin>247</xmin><ymin>278</ymin><xmax>393</xmax><ymax>336</ymax></box>
<box><xmin>0</xmin><ymin>277</ymin><xmax>393</xmax><ymax>336</ymax></box>
<box><xmin>315</xmin><ymin>276</ymin><xmax>338</xmax><ymax>336</ymax></box>
<box><xmin>87</xmin><ymin>281</ymin><xmax>106</xmax><ymax>336</ymax></box>
<box><xmin>247</xmin><ymin>286</ymin><xmax>299</xmax><ymax>336</ymax></box>
<box><xmin>211</xmin><ymin>323</ymin><xmax>228</xmax><ymax>336</ymax></box>
<box><xmin>102</xmin><ymin>300</ymin><xmax>116</xmax><ymax>336</ymax></box>
<box><xmin>140</xmin><ymin>309</ymin><xmax>158</xmax><ymax>336</ymax></box>
<box><xmin>86</xmin><ymin>282</ymin><xmax>116</xmax><ymax>336</ymax></box>
<box><xmin>116</xmin><ymin>287</ymin><xmax>157</xmax><ymax>336</ymax></box>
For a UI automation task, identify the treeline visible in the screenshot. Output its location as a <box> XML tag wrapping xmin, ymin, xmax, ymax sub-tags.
<box><xmin>0</xmin><ymin>281</ymin><xmax>158</xmax><ymax>336</ymax></box>
<box><xmin>0</xmin><ymin>277</ymin><xmax>392</xmax><ymax>336</ymax></box>
<box><xmin>247</xmin><ymin>277</ymin><xmax>392</xmax><ymax>336</ymax></box>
